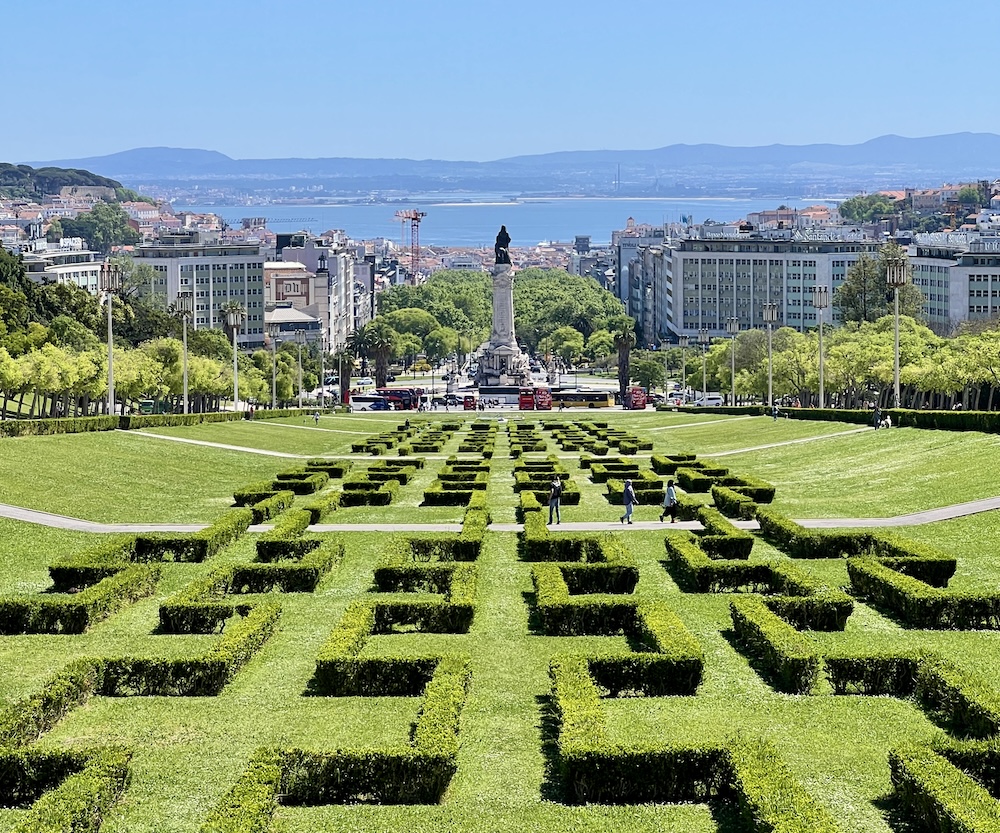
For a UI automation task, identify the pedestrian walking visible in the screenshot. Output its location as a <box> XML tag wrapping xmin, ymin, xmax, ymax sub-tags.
<box><xmin>660</xmin><ymin>479</ymin><xmax>678</xmax><ymax>522</ymax></box>
<box><xmin>873</xmin><ymin>405</ymin><xmax>881</xmax><ymax>431</ymax></box>
<box><xmin>620</xmin><ymin>478</ymin><xmax>637</xmax><ymax>524</ymax></box>
<box><xmin>548</xmin><ymin>476</ymin><xmax>563</xmax><ymax>525</ymax></box>
<box><xmin>313</xmin><ymin>411</ymin><xmax>321</xmax><ymax>425</ymax></box>
<box><xmin>772</xmin><ymin>403</ymin><xmax>779</xmax><ymax>421</ymax></box>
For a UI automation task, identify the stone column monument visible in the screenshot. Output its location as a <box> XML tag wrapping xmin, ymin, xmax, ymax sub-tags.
<box><xmin>475</xmin><ymin>226</ymin><xmax>532</xmax><ymax>387</ymax></box>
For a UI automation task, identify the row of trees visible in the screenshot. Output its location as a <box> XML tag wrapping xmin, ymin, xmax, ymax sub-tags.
<box><xmin>629</xmin><ymin>315</ymin><xmax>1000</xmax><ymax>411</ymax></box>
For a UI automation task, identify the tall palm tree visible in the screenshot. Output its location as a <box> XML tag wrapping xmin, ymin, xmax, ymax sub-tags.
<box><xmin>346</xmin><ymin>327</ymin><xmax>373</xmax><ymax>376</ymax></box>
<box><xmin>366</xmin><ymin>320</ymin><xmax>398</xmax><ymax>389</ymax></box>
<box><xmin>611</xmin><ymin>315</ymin><xmax>637</xmax><ymax>403</ymax></box>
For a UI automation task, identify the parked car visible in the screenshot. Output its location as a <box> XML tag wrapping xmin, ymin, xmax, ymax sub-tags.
<box><xmin>691</xmin><ymin>394</ymin><xmax>725</xmax><ymax>407</ymax></box>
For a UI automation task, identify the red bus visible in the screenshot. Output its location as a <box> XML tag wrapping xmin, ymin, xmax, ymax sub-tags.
<box><xmin>626</xmin><ymin>386</ymin><xmax>648</xmax><ymax>410</ymax></box>
<box><xmin>377</xmin><ymin>388</ymin><xmax>418</xmax><ymax>410</ymax></box>
<box><xmin>518</xmin><ymin>387</ymin><xmax>553</xmax><ymax>410</ymax></box>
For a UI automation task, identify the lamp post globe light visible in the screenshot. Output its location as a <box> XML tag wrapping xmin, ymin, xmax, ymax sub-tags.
<box><xmin>811</xmin><ymin>286</ymin><xmax>830</xmax><ymax>408</ymax></box>
<box><xmin>886</xmin><ymin>255</ymin><xmax>909</xmax><ymax>409</ymax></box>
<box><xmin>294</xmin><ymin>329</ymin><xmax>306</xmax><ymax>409</ymax></box>
<box><xmin>225</xmin><ymin>305</ymin><xmax>246</xmax><ymax>413</ymax></box>
<box><xmin>697</xmin><ymin>328</ymin><xmax>710</xmax><ymax>404</ymax></box>
<box><xmin>725</xmin><ymin>317</ymin><xmax>739</xmax><ymax>405</ymax></box>
<box><xmin>762</xmin><ymin>303</ymin><xmax>779</xmax><ymax>408</ymax></box>
<box><xmin>99</xmin><ymin>261</ymin><xmax>123</xmax><ymax>415</ymax></box>
<box><xmin>678</xmin><ymin>334</ymin><xmax>689</xmax><ymax>400</ymax></box>
<box><xmin>175</xmin><ymin>292</ymin><xmax>194</xmax><ymax>415</ymax></box>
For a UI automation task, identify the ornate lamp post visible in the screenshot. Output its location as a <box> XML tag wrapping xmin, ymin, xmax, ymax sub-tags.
<box><xmin>99</xmin><ymin>260</ymin><xmax>123</xmax><ymax>415</ymax></box>
<box><xmin>762</xmin><ymin>303</ymin><xmax>779</xmax><ymax>408</ymax></box>
<box><xmin>319</xmin><ymin>333</ymin><xmax>327</xmax><ymax>410</ymax></box>
<box><xmin>725</xmin><ymin>317</ymin><xmax>739</xmax><ymax>405</ymax></box>
<box><xmin>176</xmin><ymin>292</ymin><xmax>194</xmax><ymax>415</ymax></box>
<box><xmin>697</xmin><ymin>328</ymin><xmax>710</xmax><ymax>404</ymax></box>
<box><xmin>811</xmin><ymin>286</ymin><xmax>830</xmax><ymax>408</ymax></box>
<box><xmin>267</xmin><ymin>323</ymin><xmax>281</xmax><ymax>409</ymax></box>
<box><xmin>887</xmin><ymin>255</ymin><xmax>909</xmax><ymax>409</ymax></box>
<box><xmin>294</xmin><ymin>329</ymin><xmax>306</xmax><ymax>408</ymax></box>
<box><xmin>678</xmin><ymin>334</ymin><xmax>689</xmax><ymax>400</ymax></box>
<box><xmin>226</xmin><ymin>305</ymin><xmax>246</xmax><ymax>413</ymax></box>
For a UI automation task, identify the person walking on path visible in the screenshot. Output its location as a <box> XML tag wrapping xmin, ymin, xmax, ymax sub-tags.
<box><xmin>660</xmin><ymin>479</ymin><xmax>678</xmax><ymax>522</ymax></box>
<box><xmin>620</xmin><ymin>479</ymin><xmax>637</xmax><ymax>524</ymax></box>
<box><xmin>548</xmin><ymin>476</ymin><xmax>563</xmax><ymax>525</ymax></box>
<box><xmin>873</xmin><ymin>405</ymin><xmax>881</xmax><ymax>431</ymax></box>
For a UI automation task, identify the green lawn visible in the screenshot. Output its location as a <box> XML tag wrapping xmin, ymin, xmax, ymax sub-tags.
<box><xmin>3</xmin><ymin>415</ymin><xmax>1000</xmax><ymax>830</ymax></box>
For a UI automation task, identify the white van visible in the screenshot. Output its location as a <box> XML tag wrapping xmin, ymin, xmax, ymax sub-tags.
<box><xmin>691</xmin><ymin>394</ymin><xmax>725</xmax><ymax>407</ymax></box>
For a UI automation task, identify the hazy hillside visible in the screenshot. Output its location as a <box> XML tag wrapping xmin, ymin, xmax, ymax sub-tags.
<box><xmin>31</xmin><ymin>133</ymin><xmax>1000</xmax><ymax>198</ymax></box>
<box><xmin>0</xmin><ymin>163</ymin><xmax>132</xmax><ymax>201</ymax></box>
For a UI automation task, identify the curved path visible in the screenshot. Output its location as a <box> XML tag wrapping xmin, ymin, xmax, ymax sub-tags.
<box><xmin>3</xmin><ymin>495</ymin><xmax>1000</xmax><ymax>534</ymax></box>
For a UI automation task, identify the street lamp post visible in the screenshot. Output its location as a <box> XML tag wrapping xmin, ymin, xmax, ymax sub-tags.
<box><xmin>267</xmin><ymin>324</ymin><xmax>280</xmax><ymax>409</ymax></box>
<box><xmin>176</xmin><ymin>292</ymin><xmax>194</xmax><ymax>415</ymax></box>
<box><xmin>887</xmin><ymin>256</ymin><xmax>909</xmax><ymax>409</ymax></box>
<box><xmin>697</xmin><ymin>328</ymin><xmax>710</xmax><ymax>404</ymax></box>
<box><xmin>660</xmin><ymin>338</ymin><xmax>670</xmax><ymax>397</ymax></box>
<box><xmin>226</xmin><ymin>306</ymin><xmax>245</xmax><ymax>413</ymax></box>
<box><xmin>811</xmin><ymin>286</ymin><xmax>830</xmax><ymax>408</ymax></box>
<box><xmin>295</xmin><ymin>329</ymin><xmax>306</xmax><ymax>409</ymax></box>
<box><xmin>99</xmin><ymin>261</ymin><xmax>123</xmax><ymax>416</ymax></box>
<box><xmin>725</xmin><ymin>317</ymin><xmax>739</xmax><ymax>405</ymax></box>
<box><xmin>319</xmin><ymin>335</ymin><xmax>327</xmax><ymax>410</ymax></box>
<box><xmin>678</xmin><ymin>334</ymin><xmax>689</xmax><ymax>399</ymax></box>
<box><xmin>763</xmin><ymin>303</ymin><xmax>779</xmax><ymax>409</ymax></box>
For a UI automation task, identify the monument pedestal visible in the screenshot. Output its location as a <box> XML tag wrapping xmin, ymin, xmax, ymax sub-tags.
<box><xmin>474</xmin><ymin>262</ymin><xmax>531</xmax><ymax>388</ymax></box>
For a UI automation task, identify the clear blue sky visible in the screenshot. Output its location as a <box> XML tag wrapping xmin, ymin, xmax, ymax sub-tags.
<box><xmin>8</xmin><ymin>0</ymin><xmax>998</xmax><ymax>163</ymax></box>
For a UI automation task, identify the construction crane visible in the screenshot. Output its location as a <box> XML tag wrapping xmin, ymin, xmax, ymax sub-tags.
<box><xmin>393</xmin><ymin>209</ymin><xmax>426</xmax><ymax>279</ymax></box>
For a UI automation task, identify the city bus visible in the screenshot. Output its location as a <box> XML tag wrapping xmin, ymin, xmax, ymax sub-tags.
<box><xmin>625</xmin><ymin>386</ymin><xmax>648</xmax><ymax>410</ymax></box>
<box><xmin>550</xmin><ymin>389</ymin><xmax>615</xmax><ymax>408</ymax></box>
<box><xmin>376</xmin><ymin>388</ymin><xmax>419</xmax><ymax>410</ymax></box>
<box><xmin>477</xmin><ymin>385</ymin><xmax>523</xmax><ymax>406</ymax></box>
<box><xmin>518</xmin><ymin>387</ymin><xmax>552</xmax><ymax>410</ymax></box>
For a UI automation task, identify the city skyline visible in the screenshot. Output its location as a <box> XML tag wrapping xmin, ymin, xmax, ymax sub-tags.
<box><xmin>6</xmin><ymin>0</ymin><xmax>1000</xmax><ymax>164</ymax></box>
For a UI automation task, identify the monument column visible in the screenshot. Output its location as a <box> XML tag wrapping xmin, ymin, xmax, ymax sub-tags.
<box><xmin>491</xmin><ymin>264</ymin><xmax>516</xmax><ymax>347</ymax></box>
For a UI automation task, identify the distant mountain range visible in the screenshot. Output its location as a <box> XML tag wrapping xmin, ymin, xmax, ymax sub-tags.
<box><xmin>29</xmin><ymin>133</ymin><xmax>1000</xmax><ymax>199</ymax></box>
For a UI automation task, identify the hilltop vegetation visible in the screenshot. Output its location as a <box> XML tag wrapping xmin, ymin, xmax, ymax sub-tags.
<box><xmin>0</xmin><ymin>162</ymin><xmax>147</xmax><ymax>202</ymax></box>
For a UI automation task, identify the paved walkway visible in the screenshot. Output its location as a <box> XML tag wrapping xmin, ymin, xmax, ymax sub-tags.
<box><xmin>4</xmin><ymin>496</ymin><xmax>1000</xmax><ymax>534</ymax></box>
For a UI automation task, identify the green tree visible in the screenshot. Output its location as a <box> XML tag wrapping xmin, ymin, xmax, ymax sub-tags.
<box><xmin>423</xmin><ymin>327</ymin><xmax>459</xmax><ymax>363</ymax></box>
<box><xmin>585</xmin><ymin>329</ymin><xmax>614</xmax><ymax>362</ymax></box>
<box><xmin>59</xmin><ymin>201</ymin><xmax>141</xmax><ymax>253</ymax></box>
<box><xmin>548</xmin><ymin>326</ymin><xmax>584</xmax><ymax>366</ymax></box>
<box><xmin>383</xmin><ymin>308</ymin><xmax>441</xmax><ymax>338</ymax></box>
<box><xmin>838</xmin><ymin>193</ymin><xmax>899</xmax><ymax>222</ymax></box>
<box><xmin>631</xmin><ymin>356</ymin><xmax>664</xmax><ymax>392</ymax></box>
<box><xmin>834</xmin><ymin>244</ymin><xmax>924</xmax><ymax>324</ymax></box>
<box><xmin>957</xmin><ymin>185</ymin><xmax>983</xmax><ymax>206</ymax></box>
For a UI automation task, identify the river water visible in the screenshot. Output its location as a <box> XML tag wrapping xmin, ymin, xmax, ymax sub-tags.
<box><xmin>182</xmin><ymin>196</ymin><xmax>831</xmax><ymax>247</ymax></box>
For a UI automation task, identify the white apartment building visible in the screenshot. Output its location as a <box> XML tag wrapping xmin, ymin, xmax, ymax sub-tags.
<box><xmin>277</xmin><ymin>233</ymin><xmax>354</xmax><ymax>350</ymax></box>
<box><xmin>21</xmin><ymin>239</ymin><xmax>102</xmax><ymax>294</ymax></box>
<box><xmin>910</xmin><ymin>233</ymin><xmax>1000</xmax><ymax>331</ymax></box>
<box><xmin>612</xmin><ymin>218</ymin><xmax>666</xmax><ymax>310</ymax></box>
<box><xmin>133</xmin><ymin>230</ymin><xmax>266</xmax><ymax>348</ymax></box>
<box><xmin>630</xmin><ymin>227</ymin><xmax>881</xmax><ymax>339</ymax></box>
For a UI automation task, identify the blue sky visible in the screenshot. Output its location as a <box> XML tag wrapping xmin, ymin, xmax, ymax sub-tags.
<box><xmin>8</xmin><ymin>0</ymin><xmax>998</xmax><ymax>163</ymax></box>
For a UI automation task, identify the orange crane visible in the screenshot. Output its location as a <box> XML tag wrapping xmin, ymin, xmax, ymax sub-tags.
<box><xmin>393</xmin><ymin>209</ymin><xmax>426</xmax><ymax>279</ymax></box>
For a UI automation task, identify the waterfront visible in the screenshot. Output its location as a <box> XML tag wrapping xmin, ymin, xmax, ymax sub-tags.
<box><xmin>182</xmin><ymin>196</ymin><xmax>831</xmax><ymax>247</ymax></box>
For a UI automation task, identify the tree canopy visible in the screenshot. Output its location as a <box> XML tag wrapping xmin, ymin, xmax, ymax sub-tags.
<box><xmin>838</xmin><ymin>193</ymin><xmax>900</xmax><ymax>222</ymax></box>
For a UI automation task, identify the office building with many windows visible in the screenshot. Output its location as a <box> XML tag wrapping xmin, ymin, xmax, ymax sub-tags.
<box><xmin>133</xmin><ymin>230</ymin><xmax>266</xmax><ymax>349</ymax></box>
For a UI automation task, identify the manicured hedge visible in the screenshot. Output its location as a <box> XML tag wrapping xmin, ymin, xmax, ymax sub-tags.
<box><xmin>255</xmin><ymin>509</ymin><xmax>314</xmax><ymax>560</ymax></box>
<box><xmin>199</xmin><ymin>748</ymin><xmax>282</xmax><ymax>833</ymax></box>
<box><xmin>270</xmin><ymin>471</ymin><xmax>328</xmax><ymax>495</ymax></box>
<box><xmin>304</xmin><ymin>459</ymin><xmax>353</xmax><ymax>478</ymax></box>
<box><xmin>0</xmin><ymin>415</ymin><xmax>119</xmax><ymax>438</ymax></box>
<box><xmin>8</xmin><ymin>747</ymin><xmax>132</xmax><ymax>833</ymax></box>
<box><xmin>890</xmin><ymin>746</ymin><xmax>1000</xmax><ymax>833</ymax></box>
<box><xmin>729</xmin><ymin>597</ymin><xmax>820</xmax><ymax>694</ymax></box>
<box><xmin>847</xmin><ymin>557</ymin><xmax>1000</xmax><ymax>629</ymax></box>
<box><xmin>0</xmin><ymin>658</ymin><xmax>102</xmax><ymax>747</ymax></box>
<box><xmin>0</xmin><ymin>564</ymin><xmax>160</xmax><ymax>635</ymax></box>
<box><xmin>134</xmin><ymin>508</ymin><xmax>253</xmax><ymax>563</ymax></box>
<box><xmin>300</xmin><ymin>491</ymin><xmax>341</xmax><ymax>524</ymax></box>
<box><xmin>711</xmin><ymin>485</ymin><xmax>759</xmax><ymax>520</ymax></box>
<box><xmin>48</xmin><ymin>536</ymin><xmax>138</xmax><ymax>590</ymax></box>
<box><xmin>696</xmin><ymin>506</ymin><xmax>754</xmax><ymax>558</ymax></box>
<box><xmin>250</xmin><ymin>490</ymin><xmax>294</xmax><ymax>523</ymax></box>
<box><xmin>676</xmin><ymin>467</ymin><xmax>715</xmax><ymax>493</ymax></box>
<box><xmin>338</xmin><ymin>481</ymin><xmax>398</xmax><ymax>506</ymax></box>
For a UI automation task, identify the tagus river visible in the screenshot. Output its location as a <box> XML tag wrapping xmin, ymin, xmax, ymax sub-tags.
<box><xmin>182</xmin><ymin>196</ymin><xmax>831</xmax><ymax>247</ymax></box>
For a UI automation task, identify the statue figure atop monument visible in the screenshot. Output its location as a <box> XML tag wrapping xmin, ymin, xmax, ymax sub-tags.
<box><xmin>494</xmin><ymin>225</ymin><xmax>511</xmax><ymax>265</ymax></box>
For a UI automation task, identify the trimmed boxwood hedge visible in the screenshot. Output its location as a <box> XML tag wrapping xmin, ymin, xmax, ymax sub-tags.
<box><xmin>729</xmin><ymin>596</ymin><xmax>820</xmax><ymax>694</ymax></box>
<box><xmin>134</xmin><ymin>508</ymin><xmax>253</xmax><ymax>563</ymax></box>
